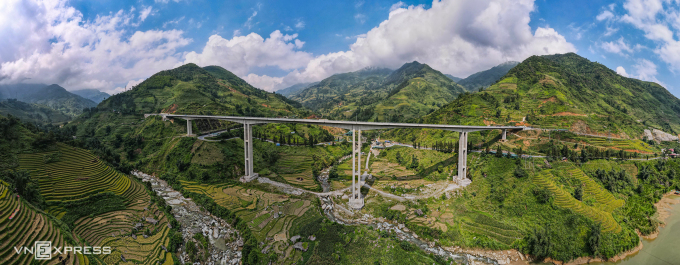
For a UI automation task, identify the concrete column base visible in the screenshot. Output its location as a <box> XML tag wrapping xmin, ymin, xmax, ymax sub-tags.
<box><xmin>239</xmin><ymin>173</ymin><xmax>259</xmax><ymax>183</ymax></box>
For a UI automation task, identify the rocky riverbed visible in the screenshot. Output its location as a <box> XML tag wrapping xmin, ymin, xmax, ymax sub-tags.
<box><xmin>133</xmin><ymin>171</ymin><xmax>242</xmax><ymax>265</ymax></box>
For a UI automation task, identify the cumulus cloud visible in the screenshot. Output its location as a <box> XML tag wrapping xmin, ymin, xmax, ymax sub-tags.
<box><xmin>139</xmin><ymin>6</ymin><xmax>153</xmax><ymax>22</ymax></box>
<box><xmin>0</xmin><ymin>0</ymin><xmax>191</xmax><ymax>94</ymax></box>
<box><xmin>616</xmin><ymin>66</ymin><xmax>629</xmax><ymax>77</ymax></box>
<box><xmin>183</xmin><ymin>31</ymin><xmax>313</xmax><ymax>76</ymax></box>
<box><xmin>242</xmin><ymin>0</ymin><xmax>575</xmax><ymax>91</ymax></box>
<box><xmin>295</xmin><ymin>19</ymin><xmax>305</xmax><ymax>29</ymax></box>
<box><xmin>597</xmin><ymin>10</ymin><xmax>615</xmax><ymax>21</ymax></box>
<box><xmin>600</xmin><ymin>37</ymin><xmax>634</xmax><ymax>55</ymax></box>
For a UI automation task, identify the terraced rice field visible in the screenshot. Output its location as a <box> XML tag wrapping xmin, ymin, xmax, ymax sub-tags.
<box><xmin>274</xmin><ymin>154</ymin><xmax>320</xmax><ymax>190</ymax></box>
<box><xmin>19</xmin><ymin>144</ymin><xmax>131</xmax><ymax>218</ymax></box>
<box><xmin>17</xmin><ymin>144</ymin><xmax>172</xmax><ymax>265</ymax></box>
<box><xmin>0</xmin><ymin>182</ymin><xmax>73</xmax><ymax>265</ymax></box>
<box><xmin>531</xmin><ymin>171</ymin><xmax>622</xmax><ymax>233</ymax></box>
<box><xmin>460</xmin><ymin>214</ymin><xmax>522</xmax><ymax>246</ymax></box>
<box><xmin>181</xmin><ymin>181</ymin><xmax>313</xmax><ymax>242</ymax></box>
<box><xmin>566</xmin><ymin>167</ymin><xmax>624</xmax><ymax>212</ymax></box>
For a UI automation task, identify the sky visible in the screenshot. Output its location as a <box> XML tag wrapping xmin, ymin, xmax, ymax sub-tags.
<box><xmin>1</xmin><ymin>0</ymin><xmax>679</xmax><ymax>97</ymax></box>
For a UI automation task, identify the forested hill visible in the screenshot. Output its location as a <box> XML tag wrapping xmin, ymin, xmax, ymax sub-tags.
<box><xmin>456</xmin><ymin>61</ymin><xmax>519</xmax><ymax>91</ymax></box>
<box><xmin>69</xmin><ymin>63</ymin><xmax>312</xmax><ymax>144</ymax></box>
<box><xmin>0</xmin><ymin>83</ymin><xmax>97</xmax><ymax>116</ymax></box>
<box><xmin>290</xmin><ymin>62</ymin><xmax>467</xmax><ymax>121</ymax></box>
<box><xmin>420</xmin><ymin>53</ymin><xmax>680</xmax><ymax>139</ymax></box>
<box><xmin>290</xmin><ymin>67</ymin><xmax>393</xmax><ymax>112</ymax></box>
<box><xmin>277</xmin><ymin>82</ymin><xmax>319</xmax><ymax>98</ymax></box>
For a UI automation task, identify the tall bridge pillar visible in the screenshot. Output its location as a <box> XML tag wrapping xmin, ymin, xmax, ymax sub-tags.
<box><xmin>240</xmin><ymin>123</ymin><xmax>258</xmax><ymax>182</ymax></box>
<box><xmin>349</xmin><ymin>128</ymin><xmax>364</xmax><ymax>209</ymax></box>
<box><xmin>457</xmin><ymin>131</ymin><xmax>468</xmax><ymax>180</ymax></box>
<box><xmin>501</xmin><ymin>129</ymin><xmax>507</xmax><ymax>141</ymax></box>
<box><xmin>186</xmin><ymin>119</ymin><xmax>193</xmax><ymax>136</ymax></box>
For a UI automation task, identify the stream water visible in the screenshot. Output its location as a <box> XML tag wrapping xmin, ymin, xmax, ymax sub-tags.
<box><xmin>599</xmin><ymin>195</ymin><xmax>680</xmax><ymax>265</ymax></box>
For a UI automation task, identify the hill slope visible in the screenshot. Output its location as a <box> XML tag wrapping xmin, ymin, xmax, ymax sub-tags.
<box><xmin>0</xmin><ymin>84</ymin><xmax>96</xmax><ymax>116</ymax></box>
<box><xmin>291</xmin><ymin>62</ymin><xmax>467</xmax><ymax>121</ymax></box>
<box><xmin>0</xmin><ymin>99</ymin><xmax>71</xmax><ymax>125</ymax></box>
<box><xmin>457</xmin><ymin>61</ymin><xmax>519</xmax><ymax>91</ymax></box>
<box><xmin>71</xmin><ymin>89</ymin><xmax>110</xmax><ymax>104</ymax></box>
<box><xmin>422</xmin><ymin>53</ymin><xmax>680</xmax><ymax>138</ymax></box>
<box><xmin>277</xmin><ymin>82</ymin><xmax>319</xmax><ymax>98</ymax></box>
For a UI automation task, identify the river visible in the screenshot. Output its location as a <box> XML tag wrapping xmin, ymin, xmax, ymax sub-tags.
<box><xmin>599</xmin><ymin>195</ymin><xmax>680</xmax><ymax>265</ymax></box>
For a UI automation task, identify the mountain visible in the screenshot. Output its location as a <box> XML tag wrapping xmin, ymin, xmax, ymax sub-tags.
<box><xmin>0</xmin><ymin>99</ymin><xmax>71</xmax><ymax>125</ymax></box>
<box><xmin>24</xmin><ymin>84</ymin><xmax>97</xmax><ymax>116</ymax></box>
<box><xmin>421</xmin><ymin>53</ymin><xmax>680</xmax><ymax>139</ymax></box>
<box><xmin>291</xmin><ymin>62</ymin><xmax>467</xmax><ymax>121</ymax></box>
<box><xmin>371</xmin><ymin>62</ymin><xmax>467</xmax><ymax>122</ymax></box>
<box><xmin>71</xmin><ymin>89</ymin><xmax>110</xmax><ymax>104</ymax></box>
<box><xmin>277</xmin><ymin>82</ymin><xmax>319</xmax><ymax>98</ymax></box>
<box><xmin>0</xmin><ymin>83</ymin><xmax>48</xmax><ymax>100</ymax></box>
<box><xmin>71</xmin><ymin>63</ymin><xmax>312</xmax><ymax>141</ymax></box>
<box><xmin>444</xmin><ymin>74</ymin><xmax>462</xmax><ymax>82</ymax></box>
<box><xmin>457</xmin><ymin>61</ymin><xmax>519</xmax><ymax>91</ymax></box>
<box><xmin>0</xmin><ymin>83</ymin><xmax>97</xmax><ymax>116</ymax></box>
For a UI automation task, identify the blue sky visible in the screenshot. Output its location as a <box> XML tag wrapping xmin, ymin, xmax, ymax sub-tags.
<box><xmin>1</xmin><ymin>0</ymin><xmax>679</xmax><ymax>96</ymax></box>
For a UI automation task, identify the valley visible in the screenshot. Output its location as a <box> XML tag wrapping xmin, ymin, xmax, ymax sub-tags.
<box><xmin>2</xmin><ymin>52</ymin><xmax>680</xmax><ymax>265</ymax></box>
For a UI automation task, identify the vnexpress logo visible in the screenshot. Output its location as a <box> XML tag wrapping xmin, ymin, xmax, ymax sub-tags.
<box><xmin>34</xmin><ymin>241</ymin><xmax>51</xmax><ymax>260</ymax></box>
<box><xmin>14</xmin><ymin>241</ymin><xmax>112</xmax><ymax>260</ymax></box>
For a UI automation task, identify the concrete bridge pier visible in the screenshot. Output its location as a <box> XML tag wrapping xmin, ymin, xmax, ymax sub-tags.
<box><xmin>240</xmin><ymin>123</ymin><xmax>258</xmax><ymax>182</ymax></box>
<box><xmin>502</xmin><ymin>129</ymin><xmax>507</xmax><ymax>141</ymax></box>
<box><xmin>349</xmin><ymin>128</ymin><xmax>364</xmax><ymax>209</ymax></box>
<box><xmin>186</xmin><ymin>119</ymin><xmax>194</xmax><ymax>136</ymax></box>
<box><xmin>457</xmin><ymin>131</ymin><xmax>468</xmax><ymax>180</ymax></box>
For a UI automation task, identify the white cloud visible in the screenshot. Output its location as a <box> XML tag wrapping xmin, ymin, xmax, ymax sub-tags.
<box><xmin>284</xmin><ymin>25</ymin><xmax>293</xmax><ymax>31</ymax></box>
<box><xmin>601</xmin><ymin>37</ymin><xmax>634</xmax><ymax>55</ymax></box>
<box><xmin>616</xmin><ymin>66</ymin><xmax>629</xmax><ymax>77</ymax></box>
<box><xmin>618</xmin><ymin>0</ymin><xmax>680</xmax><ymax>73</ymax></box>
<box><xmin>183</xmin><ymin>31</ymin><xmax>313</xmax><ymax>77</ymax></box>
<box><xmin>632</xmin><ymin>59</ymin><xmax>665</xmax><ymax>86</ymax></box>
<box><xmin>597</xmin><ymin>10</ymin><xmax>615</xmax><ymax>21</ymax></box>
<box><xmin>355</xmin><ymin>13</ymin><xmax>367</xmax><ymax>24</ymax></box>
<box><xmin>603</xmin><ymin>25</ymin><xmax>619</xmax><ymax>36</ymax></box>
<box><xmin>355</xmin><ymin>0</ymin><xmax>365</xmax><ymax>8</ymax></box>
<box><xmin>295</xmin><ymin>19</ymin><xmax>305</xmax><ymax>29</ymax></box>
<box><xmin>245</xmin><ymin>11</ymin><xmax>258</xmax><ymax>29</ymax></box>
<box><xmin>0</xmin><ymin>0</ymin><xmax>191</xmax><ymax>94</ymax></box>
<box><xmin>390</xmin><ymin>2</ymin><xmax>406</xmax><ymax>12</ymax></box>
<box><xmin>154</xmin><ymin>0</ymin><xmax>184</xmax><ymax>3</ymax></box>
<box><xmin>243</xmin><ymin>74</ymin><xmax>283</xmax><ymax>92</ymax></box>
<box><xmin>244</xmin><ymin>0</ymin><xmax>576</xmax><ymax>91</ymax></box>
<box><xmin>139</xmin><ymin>6</ymin><xmax>153</xmax><ymax>22</ymax></box>
<box><xmin>163</xmin><ymin>16</ymin><xmax>185</xmax><ymax>28</ymax></box>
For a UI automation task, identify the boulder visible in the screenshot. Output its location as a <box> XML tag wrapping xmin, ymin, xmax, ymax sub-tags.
<box><xmin>293</xmin><ymin>242</ymin><xmax>308</xmax><ymax>252</ymax></box>
<box><xmin>290</xmin><ymin>235</ymin><xmax>301</xmax><ymax>243</ymax></box>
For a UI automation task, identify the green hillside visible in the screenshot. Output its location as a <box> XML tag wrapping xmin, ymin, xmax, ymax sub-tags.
<box><xmin>291</xmin><ymin>62</ymin><xmax>467</xmax><ymax>121</ymax></box>
<box><xmin>24</xmin><ymin>84</ymin><xmax>97</xmax><ymax>116</ymax></box>
<box><xmin>422</xmin><ymin>53</ymin><xmax>680</xmax><ymax>139</ymax></box>
<box><xmin>457</xmin><ymin>61</ymin><xmax>519</xmax><ymax>91</ymax></box>
<box><xmin>71</xmin><ymin>89</ymin><xmax>110</xmax><ymax>104</ymax></box>
<box><xmin>0</xmin><ymin>99</ymin><xmax>71</xmax><ymax>125</ymax></box>
<box><xmin>276</xmin><ymin>82</ymin><xmax>319</xmax><ymax>98</ymax></box>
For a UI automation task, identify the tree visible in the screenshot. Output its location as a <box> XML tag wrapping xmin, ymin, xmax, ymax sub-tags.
<box><xmin>513</xmin><ymin>166</ymin><xmax>527</xmax><ymax>178</ymax></box>
<box><xmin>409</xmin><ymin>155</ymin><xmax>419</xmax><ymax>170</ymax></box>
<box><xmin>396</xmin><ymin>151</ymin><xmax>403</xmax><ymax>165</ymax></box>
<box><xmin>574</xmin><ymin>185</ymin><xmax>583</xmax><ymax>201</ymax></box>
<box><xmin>496</xmin><ymin>145</ymin><xmax>503</xmax><ymax>158</ymax></box>
<box><xmin>588</xmin><ymin>224</ymin><xmax>602</xmax><ymax>257</ymax></box>
<box><xmin>526</xmin><ymin>227</ymin><xmax>553</xmax><ymax>260</ymax></box>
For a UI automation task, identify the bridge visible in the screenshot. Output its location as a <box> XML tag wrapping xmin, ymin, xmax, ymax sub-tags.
<box><xmin>147</xmin><ymin>114</ymin><xmax>524</xmax><ymax>209</ymax></box>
